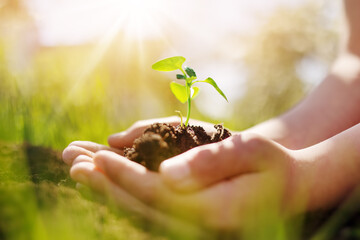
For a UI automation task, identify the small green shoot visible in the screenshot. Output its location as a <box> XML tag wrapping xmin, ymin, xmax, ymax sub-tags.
<box><xmin>152</xmin><ymin>56</ymin><xmax>228</xmax><ymax>127</ymax></box>
<box><xmin>174</xmin><ymin>110</ymin><xmax>184</xmax><ymax>128</ymax></box>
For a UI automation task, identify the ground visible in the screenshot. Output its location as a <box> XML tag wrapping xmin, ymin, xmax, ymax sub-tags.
<box><xmin>0</xmin><ymin>141</ymin><xmax>360</xmax><ymax>240</ymax></box>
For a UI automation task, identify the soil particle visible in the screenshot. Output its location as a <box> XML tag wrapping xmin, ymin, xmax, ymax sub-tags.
<box><xmin>124</xmin><ymin>123</ymin><xmax>231</xmax><ymax>171</ymax></box>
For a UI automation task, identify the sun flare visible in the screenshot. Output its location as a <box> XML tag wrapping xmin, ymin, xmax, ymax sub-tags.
<box><xmin>63</xmin><ymin>0</ymin><xmax>173</xmax><ymax>100</ymax></box>
<box><xmin>107</xmin><ymin>0</ymin><xmax>169</xmax><ymax>39</ymax></box>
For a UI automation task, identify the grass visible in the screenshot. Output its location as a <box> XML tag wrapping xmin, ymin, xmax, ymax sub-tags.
<box><xmin>0</xmin><ymin>38</ymin><xmax>185</xmax><ymax>239</ymax></box>
<box><xmin>0</xmin><ymin>142</ymin><xmax>190</xmax><ymax>240</ymax></box>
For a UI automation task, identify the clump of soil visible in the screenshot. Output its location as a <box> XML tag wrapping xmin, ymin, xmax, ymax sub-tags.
<box><xmin>124</xmin><ymin>123</ymin><xmax>231</xmax><ymax>171</ymax></box>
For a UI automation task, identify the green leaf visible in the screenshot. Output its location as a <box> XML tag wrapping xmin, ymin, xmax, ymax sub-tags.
<box><xmin>170</xmin><ymin>82</ymin><xmax>188</xmax><ymax>103</ymax></box>
<box><xmin>152</xmin><ymin>56</ymin><xmax>186</xmax><ymax>72</ymax></box>
<box><xmin>199</xmin><ymin>77</ymin><xmax>228</xmax><ymax>102</ymax></box>
<box><xmin>191</xmin><ymin>87</ymin><xmax>200</xmax><ymax>100</ymax></box>
<box><xmin>185</xmin><ymin>67</ymin><xmax>197</xmax><ymax>78</ymax></box>
<box><xmin>176</xmin><ymin>74</ymin><xmax>186</xmax><ymax>80</ymax></box>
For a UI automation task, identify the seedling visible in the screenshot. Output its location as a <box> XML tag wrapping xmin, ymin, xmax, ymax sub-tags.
<box><xmin>152</xmin><ymin>56</ymin><xmax>228</xmax><ymax>127</ymax></box>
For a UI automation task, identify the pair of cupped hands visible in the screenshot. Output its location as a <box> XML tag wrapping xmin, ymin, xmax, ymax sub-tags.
<box><xmin>62</xmin><ymin>117</ymin><xmax>302</xmax><ymax>231</ymax></box>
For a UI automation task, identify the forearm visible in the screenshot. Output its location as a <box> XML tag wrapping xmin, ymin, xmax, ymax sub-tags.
<box><xmin>243</xmin><ymin>0</ymin><xmax>360</xmax><ymax>149</ymax></box>
<box><xmin>291</xmin><ymin>123</ymin><xmax>360</xmax><ymax>211</ymax></box>
<box><xmin>344</xmin><ymin>0</ymin><xmax>360</xmax><ymax>56</ymax></box>
<box><xmin>244</xmin><ymin>54</ymin><xmax>360</xmax><ymax>149</ymax></box>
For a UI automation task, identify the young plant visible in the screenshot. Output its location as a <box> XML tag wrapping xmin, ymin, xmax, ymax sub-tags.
<box><xmin>152</xmin><ymin>56</ymin><xmax>228</xmax><ymax>127</ymax></box>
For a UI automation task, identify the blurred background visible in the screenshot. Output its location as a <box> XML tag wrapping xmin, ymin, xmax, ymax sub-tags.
<box><xmin>0</xmin><ymin>0</ymin><xmax>343</xmax><ymax>150</ymax></box>
<box><xmin>0</xmin><ymin>1</ymin><xmax>352</xmax><ymax>240</ymax></box>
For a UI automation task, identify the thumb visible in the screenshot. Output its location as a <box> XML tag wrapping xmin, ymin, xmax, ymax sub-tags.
<box><xmin>159</xmin><ymin>135</ymin><xmax>259</xmax><ymax>192</ymax></box>
<box><xmin>108</xmin><ymin>128</ymin><xmax>144</xmax><ymax>149</ymax></box>
<box><xmin>108</xmin><ymin>117</ymin><xmax>181</xmax><ymax>149</ymax></box>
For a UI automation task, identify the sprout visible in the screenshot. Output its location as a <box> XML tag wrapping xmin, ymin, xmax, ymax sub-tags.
<box><xmin>152</xmin><ymin>56</ymin><xmax>228</xmax><ymax>127</ymax></box>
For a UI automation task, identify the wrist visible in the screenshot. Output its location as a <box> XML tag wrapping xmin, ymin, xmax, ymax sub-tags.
<box><xmin>243</xmin><ymin>118</ymin><xmax>298</xmax><ymax>149</ymax></box>
<box><xmin>282</xmin><ymin>150</ymin><xmax>315</xmax><ymax>215</ymax></box>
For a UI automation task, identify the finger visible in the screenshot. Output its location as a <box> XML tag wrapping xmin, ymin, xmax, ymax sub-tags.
<box><xmin>92</xmin><ymin>150</ymin><xmax>216</xmax><ymax>223</ymax></box>
<box><xmin>70</xmin><ymin>161</ymin><xmax>205</xmax><ymax>236</ymax></box>
<box><xmin>62</xmin><ymin>145</ymin><xmax>95</xmax><ymax>165</ymax></box>
<box><xmin>201</xmin><ymin>173</ymin><xmax>286</xmax><ymax>230</ymax></box>
<box><xmin>71</xmin><ymin>161</ymin><xmax>157</xmax><ymax>212</ymax></box>
<box><xmin>73</xmin><ymin>154</ymin><xmax>181</xmax><ymax>216</ymax></box>
<box><xmin>108</xmin><ymin>117</ymin><xmax>180</xmax><ymax>148</ymax></box>
<box><xmin>93</xmin><ymin>150</ymin><xmax>169</xmax><ymax>205</ymax></box>
<box><xmin>74</xmin><ymin>154</ymin><xmax>286</xmax><ymax>230</ymax></box>
<box><xmin>159</xmin><ymin>134</ymin><xmax>274</xmax><ymax>192</ymax></box>
<box><xmin>63</xmin><ymin>141</ymin><xmax>124</xmax><ymax>166</ymax></box>
<box><xmin>69</xmin><ymin>141</ymin><xmax>123</xmax><ymax>155</ymax></box>
<box><xmin>72</xmin><ymin>154</ymin><xmax>94</xmax><ymax>165</ymax></box>
<box><xmin>91</xmin><ymin>150</ymin><xmax>277</xmax><ymax>230</ymax></box>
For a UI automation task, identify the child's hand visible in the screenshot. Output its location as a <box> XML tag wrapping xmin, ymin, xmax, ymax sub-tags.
<box><xmin>62</xmin><ymin>141</ymin><xmax>123</xmax><ymax>166</ymax></box>
<box><xmin>62</xmin><ymin>117</ymin><xmax>216</xmax><ymax>167</ymax></box>
<box><xmin>68</xmin><ymin>132</ymin><xmax>307</xmax><ymax>230</ymax></box>
<box><xmin>64</xmin><ymin>123</ymin><xmax>360</xmax><ymax>231</ymax></box>
<box><xmin>159</xmin><ymin>133</ymin><xmax>295</xmax><ymax>193</ymax></box>
<box><xmin>62</xmin><ymin>117</ymin><xmax>184</xmax><ymax>166</ymax></box>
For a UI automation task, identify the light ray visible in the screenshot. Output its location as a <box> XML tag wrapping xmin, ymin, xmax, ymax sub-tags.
<box><xmin>54</xmin><ymin>0</ymin><xmax>178</xmax><ymax>111</ymax></box>
<box><xmin>64</xmin><ymin>15</ymin><xmax>125</xmax><ymax>102</ymax></box>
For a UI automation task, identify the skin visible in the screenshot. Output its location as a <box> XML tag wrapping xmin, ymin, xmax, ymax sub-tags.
<box><xmin>62</xmin><ymin>0</ymin><xmax>360</xmax><ymax>231</ymax></box>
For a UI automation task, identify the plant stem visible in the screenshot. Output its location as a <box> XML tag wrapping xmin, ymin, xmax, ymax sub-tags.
<box><xmin>184</xmin><ymin>82</ymin><xmax>191</xmax><ymax>126</ymax></box>
<box><xmin>175</xmin><ymin>110</ymin><xmax>184</xmax><ymax>128</ymax></box>
<box><xmin>180</xmin><ymin>67</ymin><xmax>192</xmax><ymax>127</ymax></box>
<box><xmin>180</xmin><ymin>68</ymin><xmax>187</xmax><ymax>78</ymax></box>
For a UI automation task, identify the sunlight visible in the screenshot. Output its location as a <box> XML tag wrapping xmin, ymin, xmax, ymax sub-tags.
<box><xmin>54</xmin><ymin>0</ymin><xmax>173</xmax><ymax>115</ymax></box>
<box><xmin>107</xmin><ymin>0</ymin><xmax>168</xmax><ymax>39</ymax></box>
<box><xmin>27</xmin><ymin>0</ymin><xmax>172</xmax><ymax>45</ymax></box>
<box><xmin>81</xmin><ymin>0</ymin><xmax>172</xmax><ymax>73</ymax></box>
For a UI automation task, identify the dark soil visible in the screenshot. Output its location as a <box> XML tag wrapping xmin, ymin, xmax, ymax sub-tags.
<box><xmin>124</xmin><ymin>123</ymin><xmax>231</xmax><ymax>171</ymax></box>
